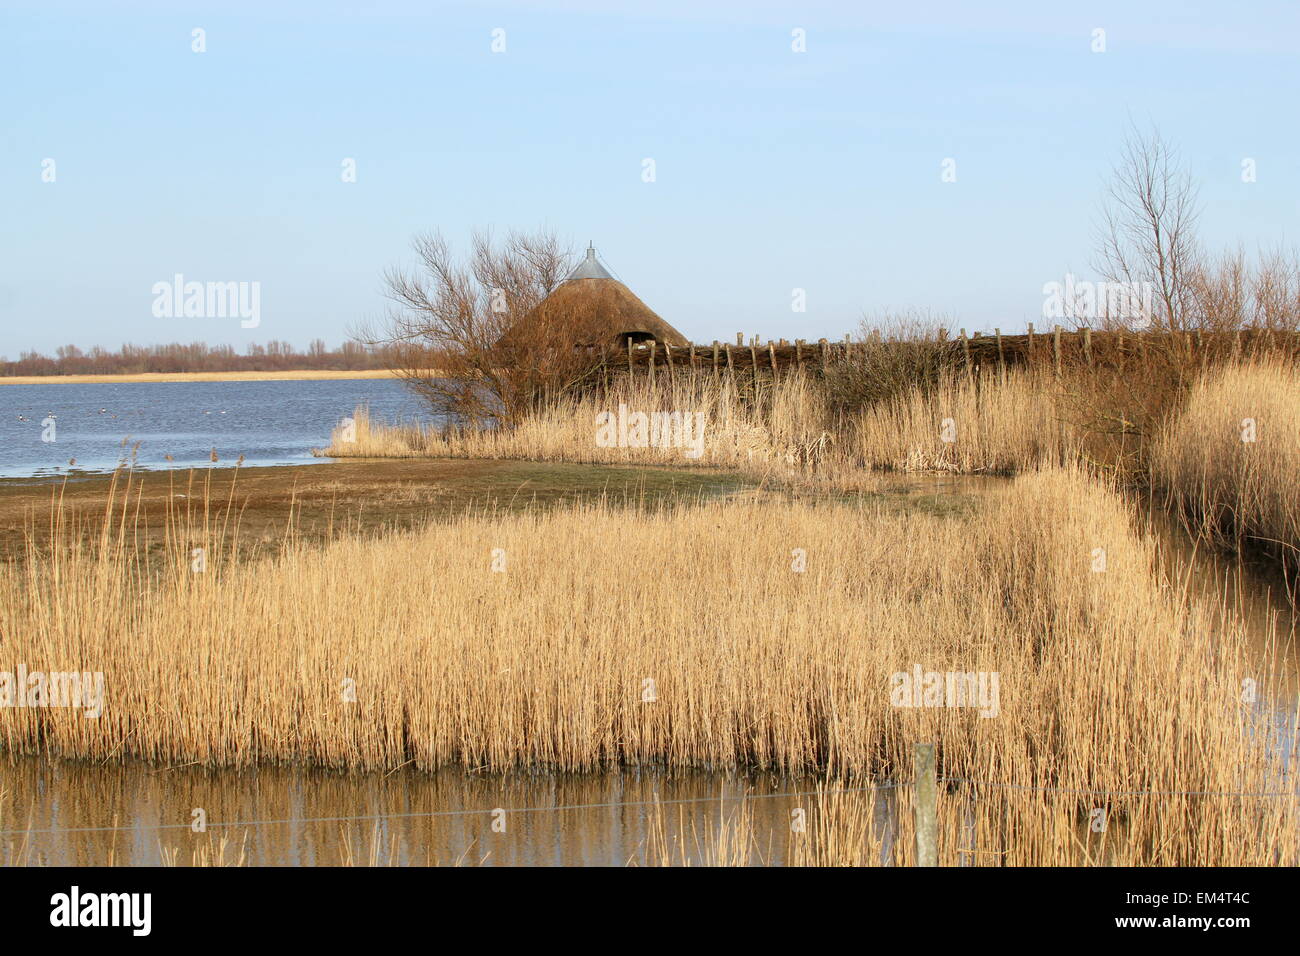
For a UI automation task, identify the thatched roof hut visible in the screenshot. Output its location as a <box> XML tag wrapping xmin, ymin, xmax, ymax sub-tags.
<box><xmin>501</xmin><ymin>243</ymin><xmax>688</xmax><ymax>350</ymax></box>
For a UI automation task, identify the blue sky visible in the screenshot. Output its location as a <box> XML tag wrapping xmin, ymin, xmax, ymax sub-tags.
<box><xmin>4</xmin><ymin>0</ymin><xmax>1299</xmax><ymax>355</ymax></box>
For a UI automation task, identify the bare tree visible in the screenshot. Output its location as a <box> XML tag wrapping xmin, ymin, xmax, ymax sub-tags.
<box><xmin>1095</xmin><ymin>125</ymin><xmax>1202</xmax><ymax>331</ymax></box>
<box><xmin>367</xmin><ymin>230</ymin><xmax>607</xmax><ymax>427</ymax></box>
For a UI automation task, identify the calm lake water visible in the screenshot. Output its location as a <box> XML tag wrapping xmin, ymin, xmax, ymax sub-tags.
<box><xmin>0</xmin><ymin>379</ymin><xmax>429</xmax><ymax>478</ymax></box>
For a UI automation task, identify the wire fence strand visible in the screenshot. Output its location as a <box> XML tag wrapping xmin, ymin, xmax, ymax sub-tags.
<box><xmin>1</xmin><ymin>774</ymin><xmax>1296</xmax><ymax>839</ymax></box>
<box><xmin>0</xmin><ymin>781</ymin><xmax>906</xmax><ymax>837</ymax></box>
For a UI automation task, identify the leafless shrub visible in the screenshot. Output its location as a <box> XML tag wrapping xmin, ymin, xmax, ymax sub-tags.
<box><xmin>822</xmin><ymin>310</ymin><xmax>958</xmax><ymax>413</ymax></box>
<box><xmin>1189</xmin><ymin>246</ymin><xmax>1300</xmax><ymax>335</ymax></box>
<box><xmin>363</xmin><ymin>230</ymin><xmax>607</xmax><ymax>427</ymax></box>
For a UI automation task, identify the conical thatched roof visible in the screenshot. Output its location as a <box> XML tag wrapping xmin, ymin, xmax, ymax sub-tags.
<box><xmin>500</xmin><ymin>244</ymin><xmax>688</xmax><ymax>350</ymax></box>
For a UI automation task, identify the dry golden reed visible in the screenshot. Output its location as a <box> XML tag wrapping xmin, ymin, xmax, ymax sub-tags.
<box><xmin>317</xmin><ymin>343</ymin><xmax>1294</xmax><ymax>490</ymax></box>
<box><xmin>848</xmin><ymin>368</ymin><xmax>1075</xmax><ymax>473</ymax></box>
<box><xmin>316</xmin><ymin>372</ymin><xmax>837</xmax><ymax>473</ymax></box>
<box><xmin>1152</xmin><ymin>356</ymin><xmax>1300</xmax><ymax>571</ymax></box>
<box><xmin>319</xmin><ymin>368</ymin><xmax>1078</xmax><ymax>478</ymax></box>
<box><xmin>0</xmin><ymin>467</ymin><xmax>1293</xmax><ymax>863</ymax></box>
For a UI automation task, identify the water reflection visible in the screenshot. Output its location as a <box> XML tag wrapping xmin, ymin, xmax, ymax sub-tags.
<box><xmin>0</xmin><ymin>759</ymin><xmax>872</xmax><ymax>867</ymax></box>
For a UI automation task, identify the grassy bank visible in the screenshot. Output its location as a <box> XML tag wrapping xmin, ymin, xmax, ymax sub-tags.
<box><xmin>0</xmin><ymin>459</ymin><xmax>761</xmax><ymax>560</ymax></box>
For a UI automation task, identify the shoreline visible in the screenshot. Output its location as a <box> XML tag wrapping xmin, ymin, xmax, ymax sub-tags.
<box><xmin>0</xmin><ymin>457</ymin><xmax>755</xmax><ymax>556</ymax></box>
<box><xmin>0</xmin><ymin>369</ymin><xmax>401</xmax><ymax>385</ymax></box>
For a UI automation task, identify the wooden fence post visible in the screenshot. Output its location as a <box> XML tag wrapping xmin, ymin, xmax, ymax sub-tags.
<box><xmin>768</xmin><ymin>341</ymin><xmax>778</xmax><ymax>379</ymax></box>
<box><xmin>994</xmin><ymin>328</ymin><xmax>1005</xmax><ymax>380</ymax></box>
<box><xmin>1027</xmin><ymin>322</ymin><xmax>1035</xmax><ymax>369</ymax></box>
<box><xmin>712</xmin><ymin>340</ymin><xmax>720</xmax><ymax>379</ymax></box>
<box><xmin>663</xmin><ymin>342</ymin><xmax>675</xmax><ymax>387</ymax></box>
<box><xmin>1083</xmin><ymin>327</ymin><xmax>1093</xmax><ymax>369</ymax></box>
<box><xmin>648</xmin><ymin>341</ymin><xmax>656</xmax><ymax>388</ymax></box>
<box><xmin>627</xmin><ymin>338</ymin><xmax>634</xmax><ymax>376</ymax></box>
<box><xmin>1053</xmin><ymin>325</ymin><xmax>1062</xmax><ymax>378</ymax></box>
<box><xmin>819</xmin><ymin>338</ymin><xmax>828</xmax><ymax>371</ymax></box>
<box><xmin>959</xmin><ymin>329</ymin><xmax>972</xmax><ymax>378</ymax></box>
<box><xmin>725</xmin><ymin>342</ymin><xmax>734</xmax><ymax>377</ymax></box>
<box><xmin>914</xmin><ymin>742</ymin><xmax>938</xmax><ymax>867</ymax></box>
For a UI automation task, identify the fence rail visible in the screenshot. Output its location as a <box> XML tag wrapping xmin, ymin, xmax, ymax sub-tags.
<box><xmin>608</xmin><ymin>327</ymin><xmax>1300</xmax><ymax>380</ymax></box>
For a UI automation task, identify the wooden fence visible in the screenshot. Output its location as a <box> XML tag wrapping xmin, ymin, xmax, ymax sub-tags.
<box><xmin>611</xmin><ymin>326</ymin><xmax>1300</xmax><ymax>382</ymax></box>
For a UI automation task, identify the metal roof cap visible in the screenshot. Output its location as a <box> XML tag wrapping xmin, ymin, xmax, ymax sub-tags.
<box><xmin>565</xmin><ymin>241</ymin><xmax>614</xmax><ymax>281</ymax></box>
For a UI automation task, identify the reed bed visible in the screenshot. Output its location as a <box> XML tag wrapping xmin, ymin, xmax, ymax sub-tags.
<box><xmin>847</xmin><ymin>368</ymin><xmax>1075</xmax><ymax>473</ymax></box>
<box><xmin>316</xmin><ymin>372</ymin><xmax>838</xmax><ymax>473</ymax></box>
<box><xmin>320</xmin><ymin>368</ymin><xmax>1079</xmax><ymax>478</ymax></box>
<box><xmin>316</xmin><ymin>333</ymin><xmax>1295</xmax><ymax>486</ymax></box>
<box><xmin>1152</xmin><ymin>356</ymin><xmax>1300</xmax><ymax>579</ymax></box>
<box><xmin>0</xmin><ymin>466</ymin><xmax>1293</xmax><ymax>863</ymax></box>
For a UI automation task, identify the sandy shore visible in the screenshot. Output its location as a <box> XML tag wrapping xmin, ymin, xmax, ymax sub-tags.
<box><xmin>0</xmin><ymin>369</ymin><xmax>401</xmax><ymax>385</ymax></box>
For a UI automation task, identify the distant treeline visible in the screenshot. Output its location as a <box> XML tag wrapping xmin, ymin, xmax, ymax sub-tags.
<box><xmin>0</xmin><ymin>339</ymin><xmax>399</xmax><ymax>377</ymax></box>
